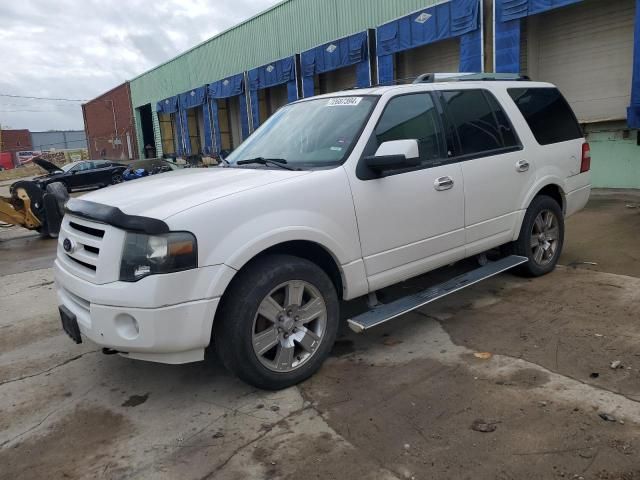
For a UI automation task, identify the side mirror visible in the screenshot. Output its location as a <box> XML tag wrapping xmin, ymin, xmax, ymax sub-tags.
<box><xmin>364</xmin><ymin>139</ymin><xmax>420</xmax><ymax>173</ymax></box>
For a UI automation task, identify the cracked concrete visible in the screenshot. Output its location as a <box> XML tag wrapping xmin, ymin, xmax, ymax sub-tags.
<box><xmin>1</xmin><ymin>192</ymin><xmax>640</xmax><ymax>479</ymax></box>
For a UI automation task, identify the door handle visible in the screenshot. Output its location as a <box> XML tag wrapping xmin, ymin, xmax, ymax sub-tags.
<box><xmin>516</xmin><ymin>160</ymin><xmax>530</xmax><ymax>172</ymax></box>
<box><xmin>434</xmin><ymin>176</ymin><xmax>454</xmax><ymax>191</ymax></box>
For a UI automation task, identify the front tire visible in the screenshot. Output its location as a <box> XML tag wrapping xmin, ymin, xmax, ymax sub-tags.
<box><xmin>214</xmin><ymin>254</ymin><xmax>339</xmax><ymax>390</ymax></box>
<box><xmin>111</xmin><ymin>172</ymin><xmax>123</xmax><ymax>185</ymax></box>
<box><xmin>512</xmin><ymin>195</ymin><xmax>564</xmax><ymax>277</ymax></box>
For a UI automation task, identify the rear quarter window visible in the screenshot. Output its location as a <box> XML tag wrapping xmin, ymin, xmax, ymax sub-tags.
<box><xmin>508</xmin><ymin>88</ymin><xmax>583</xmax><ymax>146</ymax></box>
<box><xmin>440</xmin><ymin>89</ymin><xmax>520</xmax><ymax>158</ymax></box>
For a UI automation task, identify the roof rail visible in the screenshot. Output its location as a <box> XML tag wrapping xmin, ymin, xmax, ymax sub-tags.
<box><xmin>413</xmin><ymin>73</ymin><xmax>530</xmax><ymax>84</ymax></box>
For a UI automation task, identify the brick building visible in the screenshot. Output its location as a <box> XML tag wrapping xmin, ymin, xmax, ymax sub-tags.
<box><xmin>82</xmin><ymin>82</ymin><xmax>138</xmax><ymax>161</ymax></box>
<box><xmin>0</xmin><ymin>129</ymin><xmax>32</xmax><ymax>166</ymax></box>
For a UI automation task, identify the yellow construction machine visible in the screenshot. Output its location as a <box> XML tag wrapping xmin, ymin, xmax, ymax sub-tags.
<box><xmin>0</xmin><ymin>179</ymin><xmax>68</xmax><ymax>238</ymax></box>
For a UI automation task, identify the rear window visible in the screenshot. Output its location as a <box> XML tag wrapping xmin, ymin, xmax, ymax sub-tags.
<box><xmin>508</xmin><ymin>88</ymin><xmax>582</xmax><ymax>145</ymax></box>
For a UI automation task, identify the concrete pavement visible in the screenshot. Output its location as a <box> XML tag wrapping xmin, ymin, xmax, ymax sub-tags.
<box><xmin>1</xmin><ymin>191</ymin><xmax>639</xmax><ymax>479</ymax></box>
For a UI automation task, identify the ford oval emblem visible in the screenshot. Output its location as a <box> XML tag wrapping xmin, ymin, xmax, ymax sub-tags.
<box><xmin>63</xmin><ymin>238</ymin><xmax>75</xmax><ymax>253</ymax></box>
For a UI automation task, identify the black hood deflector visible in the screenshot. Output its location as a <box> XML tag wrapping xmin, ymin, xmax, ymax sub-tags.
<box><xmin>65</xmin><ymin>198</ymin><xmax>169</xmax><ymax>235</ymax></box>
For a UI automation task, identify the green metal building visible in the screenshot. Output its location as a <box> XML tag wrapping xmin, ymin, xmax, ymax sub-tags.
<box><xmin>125</xmin><ymin>0</ymin><xmax>640</xmax><ymax>188</ymax></box>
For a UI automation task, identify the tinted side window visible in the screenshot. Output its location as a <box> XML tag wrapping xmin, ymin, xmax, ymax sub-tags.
<box><xmin>74</xmin><ymin>162</ymin><xmax>91</xmax><ymax>172</ymax></box>
<box><xmin>375</xmin><ymin>93</ymin><xmax>444</xmax><ymax>167</ymax></box>
<box><xmin>441</xmin><ymin>90</ymin><xmax>504</xmax><ymax>156</ymax></box>
<box><xmin>508</xmin><ymin>88</ymin><xmax>582</xmax><ymax>145</ymax></box>
<box><xmin>485</xmin><ymin>92</ymin><xmax>519</xmax><ymax>148</ymax></box>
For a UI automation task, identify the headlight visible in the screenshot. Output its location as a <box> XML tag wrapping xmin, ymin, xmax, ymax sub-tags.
<box><xmin>119</xmin><ymin>232</ymin><xmax>197</xmax><ymax>282</ymax></box>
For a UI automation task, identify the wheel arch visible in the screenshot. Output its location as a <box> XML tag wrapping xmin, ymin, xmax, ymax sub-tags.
<box><xmin>211</xmin><ymin>239</ymin><xmax>347</xmax><ymax>335</ymax></box>
<box><xmin>215</xmin><ymin>237</ymin><xmax>349</xmax><ymax>312</ymax></box>
<box><xmin>523</xmin><ymin>179</ymin><xmax>566</xmax><ymax>214</ymax></box>
<box><xmin>534</xmin><ymin>184</ymin><xmax>565</xmax><ymax>214</ymax></box>
<box><xmin>513</xmin><ymin>180</ymin><xmax>566</xmax><ymax>242</ymax></box>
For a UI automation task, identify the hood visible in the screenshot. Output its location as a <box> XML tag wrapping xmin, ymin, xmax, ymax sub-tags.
<box><xmin>33</xmin><ymin>158</ymin><xmax>63</xmax><ymax>174</ymax></box>
<box><xmin>80</xmin><ymin>167</ymin><xmax>312</xmax><ymax>220</ymax></box>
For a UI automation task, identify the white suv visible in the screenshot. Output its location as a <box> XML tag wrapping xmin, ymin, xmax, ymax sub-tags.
<box><xmin>55</xmin><ymin>77</ymin><xmax>591</xmax><ymax>389</ymax></box>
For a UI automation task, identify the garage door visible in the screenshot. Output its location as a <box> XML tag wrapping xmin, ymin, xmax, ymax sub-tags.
<box><xmin>318</xmin><ymin>65</ymin><xmax>358</xmax><ymax>94</ymax></box>
<box><xmin>525</xmin><ymin>0</ymin><xmax>635</xmax><ymax>122</ymax></box>
<box><xmin>396</xmin><ymin>38</ymin><xmax>460</xmax><ymax>81</ymax></box>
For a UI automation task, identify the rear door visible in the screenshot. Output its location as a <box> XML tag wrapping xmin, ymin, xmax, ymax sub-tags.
<box><xmin>437</xmin><ymin>89</ymin><xmax>533</xmax><ymax>256</ymax></box>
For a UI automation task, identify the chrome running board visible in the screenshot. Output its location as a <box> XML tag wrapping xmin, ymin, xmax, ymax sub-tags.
<box><xmin>347</xmin><ymin>255</ymin><xmax>528</xmax><ymax>333</ymax></box>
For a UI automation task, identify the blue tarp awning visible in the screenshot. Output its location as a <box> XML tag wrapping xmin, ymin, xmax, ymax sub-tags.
<box><xmin>208</xmin><ymin>73</ymin><xmax>245</xmax><ymax>99</ymax></box>
<box><xmin>248</xmin><ymin>56</ymin><xmax>296</xmax><ymax>91</ymax></box>
<box><xmin>300</xmin><ymin>31</ymin><xmax>371</xmax><ymax>97</ymax></box>
<box><xmin>156</xmin><ymin>96</ymin><xmax>179</xmax><ymax>114</ymax></box>
<box><xmin>172</xmin><ymin>86</ymin><xmax>211</xmax><ymax>157</ymax></box>
<box><xmin>500</xmin><ymin>0</ymin><xmax>582</xmax><ymax>21</ymax></box>
<box><xmin>376</xmin><ymin>0</ymin><xmax>482</xmax><ymax>85</ymax></box>
<box><xmin>207</xmin><ymin>73</ymin><xmax>250</xmax><ymax>152</ymax></box>
<box><xmin>248</xmin><ymin>56</ymin><xmax>299</xmax><ymax>130</ymax></box>
<box><xmin>178</xmin><ymin>86</ymin><xmax>207</xmax><ymax>110</ymax></box>
<box><xmin>155</xmin><ymin>96</ymin><xmax>183</xmax><ymax>156</ymax></box>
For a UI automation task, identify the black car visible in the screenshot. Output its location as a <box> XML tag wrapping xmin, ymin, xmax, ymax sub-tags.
<box><xmin>32</xmin><ymin>158</ymin><xmax>127</xmax><ymax>192</ymax></box>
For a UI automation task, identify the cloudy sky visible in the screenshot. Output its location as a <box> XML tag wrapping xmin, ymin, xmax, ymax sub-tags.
<box><xmin>0</xmin><ymin>0</ymin><xmax>279</xmax><ymax>132</ymax></box>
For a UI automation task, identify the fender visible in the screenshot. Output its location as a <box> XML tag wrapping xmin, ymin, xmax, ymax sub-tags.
<box><xmin>226</xmin><ymin>226</ymin><xmax>349</xmax><ymax>270</ymax></box>
<box><xmin>220</xmin><ymin>226</ymin><xmax>369</xmax><ymax>301</ymax></box>
<box><xmin>521</xmin><ymin>175</ymin><xmax>567</xmax><ymax>213</ymax></box>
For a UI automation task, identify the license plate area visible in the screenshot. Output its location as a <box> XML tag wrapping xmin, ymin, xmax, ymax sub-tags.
<box><xmin>59</xmin><ymin>305</ymin><xmax>82</xmax><ymax>344</ymax></box>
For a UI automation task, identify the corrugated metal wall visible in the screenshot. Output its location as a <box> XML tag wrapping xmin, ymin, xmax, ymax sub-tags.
<box><xmin>30</xmin><ymin>131</ymin><xmax>87</xmax><ymax>151</ymax></box>
<box><xmin>130</xmin><ymin>0</ymin><xmax>442</xmax><ymax>110</ymax></box>
<box><xmin>130</xmin><ymin>0</ymin><xmax>446</xmax><ymax>157</ymax></box>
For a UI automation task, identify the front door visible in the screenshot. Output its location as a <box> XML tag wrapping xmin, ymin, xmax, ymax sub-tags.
<box><xmin>68</xmin><ymin>161</ymin><xmax>96</xmax><ymax>188</ymax></box>
<box><xmin>348</xmin><ymin>92</ymin><xmax>466</xmax><ymax>291</ymax></box>
<box><xmin>437</xmin><ymin>89</ymin><xmax>534</xmax><ymax>255</ymax></box>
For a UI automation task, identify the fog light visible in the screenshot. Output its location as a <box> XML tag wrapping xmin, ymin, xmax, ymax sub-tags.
<box><xmin>114</xmin><ymin>313</ymin><xmax>140</xmax><ymax>340</ymax></box>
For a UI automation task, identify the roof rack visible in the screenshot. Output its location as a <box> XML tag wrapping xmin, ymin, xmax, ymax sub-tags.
<box><xmin>413</xmin><ymin>73</ymin><xmax>530</xmax><ymax>84</ymax></box>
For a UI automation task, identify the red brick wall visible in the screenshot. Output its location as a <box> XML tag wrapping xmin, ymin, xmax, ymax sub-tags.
<box><xmin>82</xmin><ymin>83</ymin><xmax>139</xmax><ymax>161</ymax></box>
<box><xmin>0</xmin><ymin>129</ymin><xmax>32</xmax><ymax>166</ymax></box>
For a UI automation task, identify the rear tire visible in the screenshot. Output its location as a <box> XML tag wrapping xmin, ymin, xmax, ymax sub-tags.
<box><xmin>511</xmin><ymin>195</ymin><xmax>564</xmax><ymax>277</ymax></box>
<box><xmin>214</xmin><ymin>254</ymin><xmax>339</xmax><ymax>390</ymax></box>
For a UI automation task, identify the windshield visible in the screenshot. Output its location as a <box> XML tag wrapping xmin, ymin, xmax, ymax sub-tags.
<box><xmin>226</xmin><ymin>96</ymin><xmax>378</xmax><ymax>168</ymax></box>
<box><xmin>61</xmin><ymin>162</ymin><xmax>81</xmax><ymax>172</ymax></box>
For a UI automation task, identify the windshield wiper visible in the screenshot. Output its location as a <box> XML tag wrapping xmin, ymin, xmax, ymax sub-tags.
<box><xmin>236</xmin><ymin>157</ymin><xmax>297</xmax><ymax>171</ymax></box>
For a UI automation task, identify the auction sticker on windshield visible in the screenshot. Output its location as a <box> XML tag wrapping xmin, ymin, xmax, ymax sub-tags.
<box><xmin>326</xmin><ymin>97</ymin><xmax>363</xmax><ymax>107</ymax></box>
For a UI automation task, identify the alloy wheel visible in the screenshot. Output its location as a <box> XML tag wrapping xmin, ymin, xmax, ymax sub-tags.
<box><xmin>530</xmin><ymin>209</ymin><xmax>560</xmax><ymax>266</ymax></box>
<box><xmin>252</xmin><ymin>280</ymin><xmax>327</xmax><ymax>373</ymax></box>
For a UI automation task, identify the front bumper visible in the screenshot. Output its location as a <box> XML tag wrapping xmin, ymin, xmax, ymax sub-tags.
<box><xmin>54</xmin><ymin>260</ymin><xmax>230</xmax><ymax>364</ymax></box>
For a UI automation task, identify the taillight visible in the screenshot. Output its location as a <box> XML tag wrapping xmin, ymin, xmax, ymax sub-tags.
<box><xmin>581</xmin><ymin>143</ymin><xmax>591</xmax><ymax>173</ymax></box>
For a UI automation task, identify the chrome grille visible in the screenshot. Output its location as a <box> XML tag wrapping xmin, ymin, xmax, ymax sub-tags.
<box><xmin>58</xmin><ymin>215</ymin><xmax>126</xmax><ymax>284</ymax></box>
